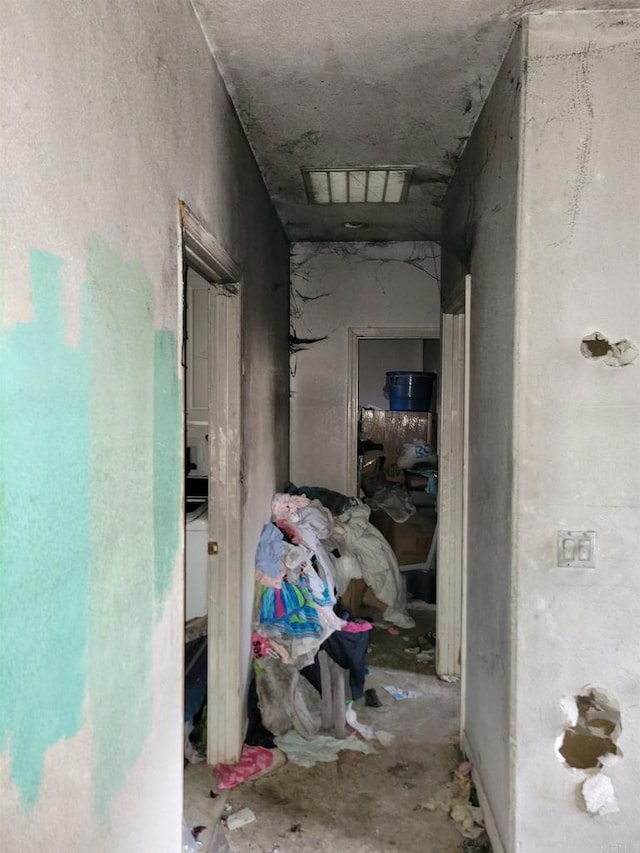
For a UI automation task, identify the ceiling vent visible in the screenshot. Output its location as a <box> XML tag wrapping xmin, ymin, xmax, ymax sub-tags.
<box><xmin>302</xmin><ymin>167</ymin><xmax>414</xmax><ymax>204</ymax></box>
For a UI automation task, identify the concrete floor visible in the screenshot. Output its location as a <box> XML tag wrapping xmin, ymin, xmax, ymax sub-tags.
<box><xmin>185</xmin><ymin>604</ymin><xmax>469</xmax><ymax>853</ymax></box>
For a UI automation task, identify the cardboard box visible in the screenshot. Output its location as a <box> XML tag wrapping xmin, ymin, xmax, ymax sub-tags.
<box><xmin>371</xmin><ymin>509</ymin><xmax>436</xmax><ymax>566</ymax></box>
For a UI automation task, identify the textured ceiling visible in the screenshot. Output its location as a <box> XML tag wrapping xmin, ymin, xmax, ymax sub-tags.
<box><xmin>192</xmin><ymin>0</ymin><xmax>635</xmax><ymax>242</ymax></box>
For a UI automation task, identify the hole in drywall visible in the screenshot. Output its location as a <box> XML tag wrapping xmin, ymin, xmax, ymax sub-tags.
<box><xmin>580</xmin><ymin>332</ymin><xmax>638</xmax><ymax>366</ymax></box>
<box><xmin>558</xmin><ymin>688</ymin><xmax>621</xmax><ymax>770</ymax></box>
<box><xmin>581</xmin><ymin>332</ymin><xmax>612</xmax><ymax>359</ymax></box>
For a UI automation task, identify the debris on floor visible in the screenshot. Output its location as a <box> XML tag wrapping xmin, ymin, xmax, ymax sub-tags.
<box><xmin>463</xmin><ymin>834</ymin><xmax>493</xmax><ymax>852</ymax></box>
<box><xmin>185</xmin><ymin>486</ymin><xmax>469</xmax><ymax>850</ymax></box>
<box><xmin>274</xmin><ymin>729</ymin><xmax>375</xmax><ymax>767</ymax></box>
<box><xmin>382</xmin><ymin>684</ymin><xmax>423</xmax><ymax>700</ymax></box>
<box><xmin>182</xmin><ymin>819</ymin><xmax>204</xmax><ymax>852</ymax></box>
<box><xmin>419</xmin><ymin>760</ymin><xmax>486</xmax><ymax>840</ymax></box>
<box><xmin>213</xmin><ymin>744</ymin><xmax>275</xmax><ymax>790</ymax></box>
<box><xmin>364</xmin><ymin>687</ymin><xmax>382</xmax><ymax>706</ymax></box>
<box><xmin>225</xmin><ymin>807</ymin><xmax>256</xmax><ymax>831</ymax></box>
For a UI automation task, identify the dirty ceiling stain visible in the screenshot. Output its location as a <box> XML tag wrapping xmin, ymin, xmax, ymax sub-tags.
<box><xmin>190</xmin><ymin>0</ymin><xmax>640</xmax><ymax>242</ymax></box>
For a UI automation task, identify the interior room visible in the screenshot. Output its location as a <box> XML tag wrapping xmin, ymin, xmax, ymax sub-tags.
<box><xmin>357</xmin><ymin>337</ymin><xmax>440</xmax><ymax>604</ymax></box>
<box><xmin>2</xmin><ymin>3</ymin><xmax>639</xmax><ymax>853</ymax></box>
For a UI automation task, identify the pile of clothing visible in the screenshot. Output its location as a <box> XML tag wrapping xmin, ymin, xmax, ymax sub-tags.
<box><xmin>251</xmin><ymin>488</ymin><xmax>414</xmax><ymax>741</ymax></box>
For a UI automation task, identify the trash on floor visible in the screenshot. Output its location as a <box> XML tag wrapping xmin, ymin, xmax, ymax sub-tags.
<box><xmin>382</xmin><ymin>684</ymin><xmax>423</xmax><ymax>700</ymax></box>
<box><xmin>462</xmin><ymin>834</ymin><xmax>493</xmax><ymax>852</ymax></box>
<box><xmin>274</xmin><ymin>730</ymin><xmax>375</xmax><ymax>767</ymax></box>
<box><xmin>375</xmin><ymin>729</ymin><xmax>396</xmax><ymax>747</ymax></box>
<box><xmin>364</xmin><ymin>687</ymin><xmax>383</xmax><ymax>707</ymax></box>
<box><xmin>182</xmin><ymin>819</ymin><xmax>200</xmax><ymax>853</ymax></box>
<box><xmin>213</xmin><ymin>744</ymin><xmax>275</xmax><ymax>790</ymax></box>
<box><xmin>407</xmin><ymin>598</ymin><xmax>436</xmax><ymax>611</ymax></box>
<box><xmin>226</xmin><ymin>807</ymin><xmax>257</xmax><ymax>831</ymax></box>
<box><xmin>419</xmin><ymin>761</ymin><xmax>486</xmax><ymax>840</ymax></box>
<box><xmin>345</xmin><ymin>703</ymin><xmax>376</xmax><ymax>740</ymax></box>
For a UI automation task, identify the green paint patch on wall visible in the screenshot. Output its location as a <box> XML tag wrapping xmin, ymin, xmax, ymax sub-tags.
<box><xmin>0</xmin><ymin>236</ymin><xmax>181</xmax><ymax>822</ymax></box>
<box><xmin>153</xmin><ymin>330</ymin><xmax>182</xmax><ymax>605</ymax></box>
<box><xmin>0</xmin><ymin>250</ymin><xmax>90</xmax><ymax>806</ymax></box>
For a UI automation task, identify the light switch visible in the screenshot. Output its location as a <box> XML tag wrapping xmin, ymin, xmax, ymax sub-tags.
<box><xmin>578</xmin><ymin>538</ymin><xmax>592</xmax><ymax>562</ymax></box>
<box><xmin>557</xmin><ymin>531</ymin><xmax>596</xmax><ymax>568</ymax></box>
<box><xmin>562</xmin><ymin>537</ymin><xmax>575</xmax><ymax>562</ymax></box>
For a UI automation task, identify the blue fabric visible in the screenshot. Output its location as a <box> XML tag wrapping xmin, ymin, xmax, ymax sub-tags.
<box><xmin>255</xmin><ymin>522</ymin><xmax>286</xmax><ymax>578</ymax></box>
<box><xmin>259</xmin><ymin>580</ymin><xmax>324</xmax><ymax>640</ymax></box>
<box><xmin>184</xmin><ymin>679</ymin><xmax>207</xmax><ymax>723</ymax></box>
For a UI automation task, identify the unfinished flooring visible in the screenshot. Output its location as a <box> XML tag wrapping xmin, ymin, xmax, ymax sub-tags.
<box><xmin>187</xmin><ymin>604</ymin><xmax>473</xmax><ymax>853</ymax></box>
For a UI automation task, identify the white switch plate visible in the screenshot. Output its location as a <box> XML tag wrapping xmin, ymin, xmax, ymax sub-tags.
<box><xmin>557</xmin><ymin>530</ymin><xmax>596</xmax><ymax>568</ymax></box>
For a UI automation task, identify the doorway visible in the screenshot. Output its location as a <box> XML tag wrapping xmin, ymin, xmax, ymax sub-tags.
<box><xmin>180</xmin><ymin>203</ymin><xmax>244</xmax><ymax>768</ymax></box>
<box><xmin>347</xmin><ymin>327</ymin><xmax>456</xmax><ymax>667</ymax></box>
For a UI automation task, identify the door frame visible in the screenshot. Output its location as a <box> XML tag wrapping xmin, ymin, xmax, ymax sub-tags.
<box><xmin>346</xmin><ymin>326</ymin><xmax>440</xmax><ymax>498</ymax></box>
<box><xmin>437</xmin><ymin>275</ymin><xmax>470</xmax><ymax>681</ymax></box>
<box><xmin>180</xmin><ymin>202</ymin><xmax>244</xmax><ymax>764</ymax></box>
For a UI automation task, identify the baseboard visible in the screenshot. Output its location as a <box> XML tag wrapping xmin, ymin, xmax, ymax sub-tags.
<box><xmin>460</xmin><ymin>731</ymin><xmax>507</xmax><ymax>853</ymax></box>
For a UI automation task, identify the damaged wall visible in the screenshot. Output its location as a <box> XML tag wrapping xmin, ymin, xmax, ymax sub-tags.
<box><xmin>442</xmin><ymin>27</ymin><xmax>523</xmax><ymax>851</ymax></box>
<box><xmin>512</xmin><ymin>11</ymin><xmax>640</xmax><ymax>850</ymax></box>
<box><xmin>444</xmin><ymin>10</ymin><xmax>640</xmax><ymax>851</ymax></box>
<box><xmin>289</xmin><ymin>242</ymin><xmax>440</xmax><ymax>493</ymax></box>
<box><xmin>0</xmin><ymin>1</ymin><xmax>289</xmax><ymax>851</ymax></box>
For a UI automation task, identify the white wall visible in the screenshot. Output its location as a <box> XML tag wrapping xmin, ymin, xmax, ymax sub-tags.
<box><xmin>422</xmin><ymin>338</ymin><xmax>441</xmax><ymax>376</ymax></box>
<box><xmin>513</xmin><ymin>12</ymin><xmax>640</xmax><ymax>850</ymax></box>
<box><xmin>290</xmin><ymin>242</ymin><xmax>440</xmax><ymax>493</ymax></box>
<box><xmin>444</xmin><ymin>10</ymin><xmax>640</xmax><ymax>851</ymax></box>
<box><xmin>442</xmin><ymin>29</ymin><xmax>522</xmax><ymax>850</ymax></box>
<box><xmin>358</xmin><ymin>338</ymin><xmax>424</xmax><ymax>409</ymax></box>
<box><xmin>0</xmin><ymin>2</ymin><xmax>289</xmax><ymax>851</ymax></box>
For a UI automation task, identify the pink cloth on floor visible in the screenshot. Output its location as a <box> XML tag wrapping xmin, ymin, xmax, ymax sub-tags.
<box><xmin>342</xmin><ymin>620</ymin><xmax>373</xmax><ymax>633</ymax></box>
<box><xmin>387</xmin><ymin>626</ymin><xmax>400</xmax><ymax>636</ymax></box>
<box><xmin>213</xmin><ymin>744</ymin><xmax>274</xmax><ymax>790</ymax></box>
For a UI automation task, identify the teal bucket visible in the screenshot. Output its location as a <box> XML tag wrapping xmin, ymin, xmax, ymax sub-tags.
<box><xmin>386</xmin><ymin>371</ymin><xmax>435</xmax><ymax>412</ymax></box>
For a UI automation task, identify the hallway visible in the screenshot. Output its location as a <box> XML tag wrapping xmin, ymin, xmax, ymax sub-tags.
<box><xmin>186</xmin><ymin>605</ymin><xmax>470</xmax><ymax>853</ymax></box>
<box><xmin>2</xmin><ymin>3</ymin><xmax>639</xmax><ymax>851</ymax></box>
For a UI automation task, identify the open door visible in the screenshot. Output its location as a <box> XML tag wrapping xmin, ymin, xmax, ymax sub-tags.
<box><xmin>436</xmin><ymin>275</ymin><xmax>470</xmax><ymax>680</ymax></box>
<box><xmin>181</xmin><ymin>203</ymin><xmax>244</xmax><ymax>765</ymax></box>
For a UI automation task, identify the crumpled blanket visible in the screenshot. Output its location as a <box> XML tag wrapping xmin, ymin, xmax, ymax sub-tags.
<box><xmin>213</xmin><ymin>744</ymin><xmax>274</xmax><ymax>789</ymax></box>
<box><xmin>255</xmin><ymin>656</ymin><xmax>322</xmax><ymax>739</ymax></box>
<box><xmin>259</xmin><ymin>580</ymin><xmax>325</xmax><ymax>640</ymax></box>
<box><xmin>294</xmin><ymin>503</ymin><xmax>338</xmax><ymax>598</ymax></box>
<box><xmin>257</xmin><ymin>578</ymin><xmax>332</xmax><ymax>664</ymax></box>
<box><xmin>274</xmin><ymin>730</ymin><xmax>375</xmax><ymax>767</ymax></box>
<box><xmin>332</xmin><ymin>504</ymin><xmax>415</xmax><ymax>629</ymax></box>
